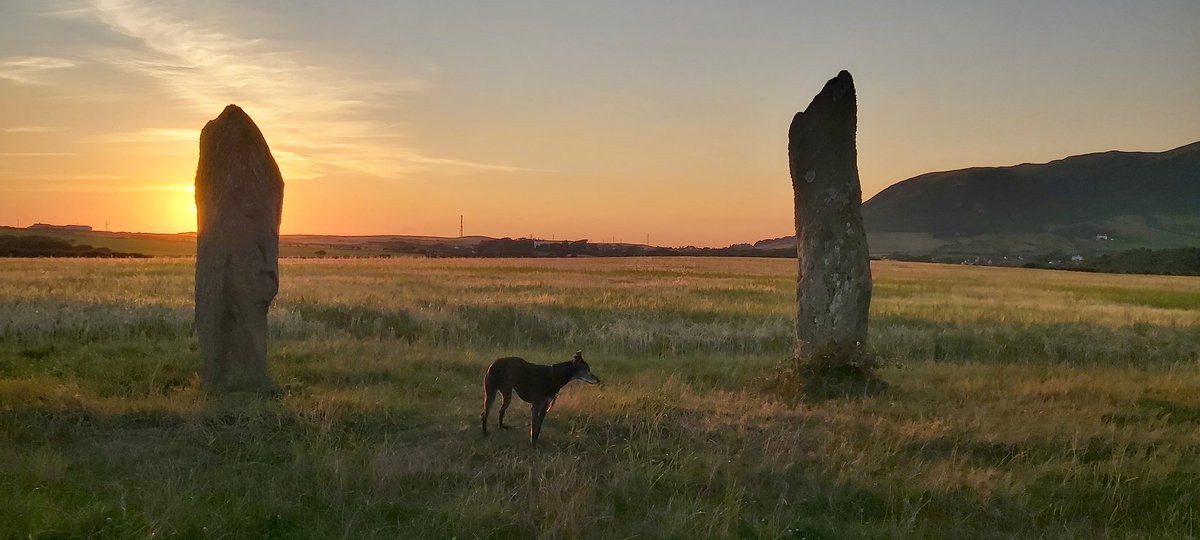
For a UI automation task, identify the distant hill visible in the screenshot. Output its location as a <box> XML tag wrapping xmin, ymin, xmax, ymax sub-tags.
<box><xmin>755</xmin><ymin>141</ymin><xmax>1200</xmax><ymax>262</ymax></box>
<box><xmin>863</xmin><ymin>141</ymin><xmax>1200</xmax><ymax>237</ymax></box>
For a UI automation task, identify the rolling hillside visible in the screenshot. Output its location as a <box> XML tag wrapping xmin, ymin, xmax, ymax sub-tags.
<box><xmin>865</xmin><ymin>140</ymin><xmax>1199</xmax><ymax>234</ymax></box>
<box><xmin>755</xmin><ymin>141</ymin><xmax>1200</xmax><ymax>262</ymax></box>
<box><xmin>861</xmin><ymin>141</ymin><xmax>1200</xmax><ymax>260</ymax></box>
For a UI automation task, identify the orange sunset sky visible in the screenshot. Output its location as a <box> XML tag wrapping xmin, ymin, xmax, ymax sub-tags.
<box><xmin>1</xmin><ymin>1</ymin><xmax>1198</xmax><ymax>246</ymax></box>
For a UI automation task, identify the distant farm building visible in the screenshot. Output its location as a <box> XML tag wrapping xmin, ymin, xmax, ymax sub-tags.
<box><xmin>28</xmin><ymin>223</ymin><xmax>93</xmax><ymax>232</ymax></box>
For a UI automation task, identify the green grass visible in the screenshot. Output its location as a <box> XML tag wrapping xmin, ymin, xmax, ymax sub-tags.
<box><xmin>1062</xmin><ymin>286</ymin><xmax>1200</xmax><ymax>311</ymax></box>
<box><xmin>1</xmin><ymin>258</ymin><xmax>1198</xmax><ymax>538</ymax></box>
<box><xmin>875</xmin><ymin>213</ymin><xmax>1200</xmax><ymax>261</ymax></box>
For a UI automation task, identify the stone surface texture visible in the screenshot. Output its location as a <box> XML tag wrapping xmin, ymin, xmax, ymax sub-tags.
<box><xmin>788</xmin><ymin>71</ymin><xmax>873</xmax><ymax>367</ymax></box>
<box><xmin>194</xmin><ymin>104</ymin><xmax>284</xmax><ymax>395</ymax></box>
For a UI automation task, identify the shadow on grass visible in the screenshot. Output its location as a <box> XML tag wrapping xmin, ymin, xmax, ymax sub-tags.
<box><xmin>3</xmin><ymin>379</ymin><xmax>1197</xmax><ymax>538</ymax></box>
<box><xmin>0</xmin><ymin>393</ymin><xmax>497</xmax><ymax>538</ymax></box>
<box><xmin>1102</xmin><ymin>397</ymin><xmax>1200</xmax><ymax>426</ymax></box>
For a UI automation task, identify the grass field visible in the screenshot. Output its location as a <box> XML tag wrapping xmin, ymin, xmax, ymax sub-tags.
<box><xmin>1</xmin><ymin>257</ymin><xmax>1198</xmax><ymax>538</ymax></box>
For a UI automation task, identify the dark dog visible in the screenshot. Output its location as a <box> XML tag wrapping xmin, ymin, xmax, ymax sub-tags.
<box><xmin>481</xmin><ymin>351</ymin><xmax>600</xmax><ymax>445</ymax></box>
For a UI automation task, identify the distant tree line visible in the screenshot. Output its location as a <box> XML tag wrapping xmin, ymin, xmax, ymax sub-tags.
<box><xmin>0</xmin><ymin>236</ymin><xmax>147</xmax><ymax>258</ymax></box>
<box><xmin>376</xmin><ymin>237</ymin><xmax>798</xmax><ymax>259</ymax></box>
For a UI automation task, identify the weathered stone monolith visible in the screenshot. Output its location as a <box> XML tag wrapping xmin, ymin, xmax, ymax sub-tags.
<box><xmin>195</xmin><ymin>104</ymin><xmax>283</xmax><ymax>396</ymax></box>
<box><xmin>788</xmin><ymin>71</ymin><xmax>873</xmax><ymax>381</ymax></box>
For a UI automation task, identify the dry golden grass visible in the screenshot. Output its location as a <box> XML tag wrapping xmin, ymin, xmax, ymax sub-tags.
<box><xmin>0</xmin><ymin>257</ymin><xmax>1197</xmax><ymax>538</ymax></box>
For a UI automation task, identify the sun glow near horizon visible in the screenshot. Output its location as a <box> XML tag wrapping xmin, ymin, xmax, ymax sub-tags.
<box><xmin>171</xmin><ymin>185</ymin><xmax>197</xmax><ymax>234</ymax></box>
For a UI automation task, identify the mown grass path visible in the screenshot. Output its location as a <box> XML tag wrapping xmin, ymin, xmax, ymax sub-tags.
<box><xmin>1</xmin><ymin>258</ymin><xmax>1197</xmax><ymax>538</ymax></box>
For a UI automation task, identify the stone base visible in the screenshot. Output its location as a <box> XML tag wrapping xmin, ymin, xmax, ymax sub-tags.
<box><xmin>768</xmin><ymin>348</ymin><xmax>886</xmax><ymax>401</ymax></box>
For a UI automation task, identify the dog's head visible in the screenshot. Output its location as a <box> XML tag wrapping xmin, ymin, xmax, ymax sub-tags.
<box><xmin>570</xmin><ymin>351</ymin><xmax>600</xmax><ymax>384</ymax></box>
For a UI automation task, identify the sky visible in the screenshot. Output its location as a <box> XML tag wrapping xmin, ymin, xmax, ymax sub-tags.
<box><xmin>0</xmin><ymin>1</ymin><xmax>1197</xmax><ymax>246</ymax></box>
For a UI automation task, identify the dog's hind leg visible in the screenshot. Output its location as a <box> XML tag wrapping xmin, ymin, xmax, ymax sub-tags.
<box><xmin>497</xmin><ymin>389</ymin><xmax>513</xmax><ymax>429</ymax></box>
<box><xmin>481</xmin><ymin>382</ymin><xmax>498</xmax><ymax>436</ymax></box>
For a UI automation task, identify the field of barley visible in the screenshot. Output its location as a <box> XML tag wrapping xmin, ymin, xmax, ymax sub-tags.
<box><xmin>1</xmin><ymin>257</ymin><xmax>1198</xmax><ymax>538</ymax></box>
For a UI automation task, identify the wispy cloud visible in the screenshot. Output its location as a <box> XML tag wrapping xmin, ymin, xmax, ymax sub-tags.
<box><xmin>3</xmin><ymin>126</ymin><xmax>62</xmax><ymax>133</ymax></box>
<box><xmin>403</xmin><ymin>155</ymin><xmax>535</xmax><ymax>174</ymax></box>
<box><xmin>79</xmin><ymin>0</ymin><xmax>527</xmax><ymax>180</ymax></box>
<box><xmin>1</xmin><ymin>182</ymin><xmax>192</xmax><ymax>193</ymax></box>
<box><xmin>86</xmin><ymin>128</ymin><xmax>196</xmax><ymax>143</ymax></box>
<box><xmin>0</xmin><ymin>56</ymin><xmax>75</xmax><ymax>84</ymax></box>
<box><xmin>26</xmin><ymin>173</ymin><xmax>128</xmax><ymax>181</ymax></box>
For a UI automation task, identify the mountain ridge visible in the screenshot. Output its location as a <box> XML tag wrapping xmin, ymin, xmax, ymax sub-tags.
<box><xmin>757</xmin><ymin>140</ymin><xmax>1200</xmax><ymax>261</ymax></box>
<box><xmin>862</xmin><ymin>140</ymin><xmax>1200</xmax><ymax>238</ymax></box>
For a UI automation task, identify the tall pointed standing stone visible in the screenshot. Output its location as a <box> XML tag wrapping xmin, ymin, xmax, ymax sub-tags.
<box><xmin>788</xmin><ymin>71</ymin><xmax>873</xmax><ymax>381</ymax></box>
<box><xmin>195</xmin><ymin>105</ymin><xmax>283</xmax><ymax>395</ymax></box>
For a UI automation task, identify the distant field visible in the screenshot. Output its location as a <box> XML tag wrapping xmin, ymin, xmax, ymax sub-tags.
<box><xmin>0</xmin><ymin>227</ymin><xmax>198</xmax><ymax>257</ymax></box>
<box><xmin>0</xmin><ymin>227</ymin><xmax>468</xmax><ymax>258</ymax></box>
<box><xmin>871</xmin><ymin>214</ymin><xmax>1200</xmax><ymax>263</ymax></box>
<box><xmin>1</xmin><ymin>258</ymin><xmax>1197</xmax><ymax>538</ymax></box>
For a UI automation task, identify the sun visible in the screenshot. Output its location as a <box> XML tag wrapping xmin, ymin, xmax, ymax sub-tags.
<box><xmin>180</xmin><ymin>188</ymin><xmax>198</xmax><ymax>232</ymax></box>
<box><xmin>158</xmin><ymin>186</ymin><xmax>197</xmax><ymax>233</ymax></box>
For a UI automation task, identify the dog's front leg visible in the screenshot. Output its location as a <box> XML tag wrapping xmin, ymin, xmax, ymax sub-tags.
<box><xmin>530</xmin><ymin>398</ymin><xmax>552</xmax><ymax>446</ymax></box>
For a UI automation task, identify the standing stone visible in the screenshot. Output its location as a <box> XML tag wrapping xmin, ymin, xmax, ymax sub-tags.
<box><xmin>788</xmin><ymin>71</ymin><xmax>873</xmax><ymax>378</ymax></box>
<box><xmin>195</xmin><ymin>105</ymin><xmax>283</xmax><ymax>395</ymax></box>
